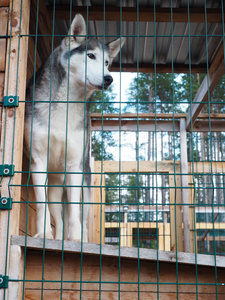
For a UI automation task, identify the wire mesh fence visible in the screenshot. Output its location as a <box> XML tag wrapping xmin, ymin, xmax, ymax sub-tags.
<box><xmin>0</xmin><ymin>0</ymin><xmax>225</xmax><ymax>299</ymax></box>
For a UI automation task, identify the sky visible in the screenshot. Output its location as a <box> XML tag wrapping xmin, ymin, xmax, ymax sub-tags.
<box><xmin>112</xmin><ymin>72</ymin><xmax>136</xmax><ymax>108</ymax></box>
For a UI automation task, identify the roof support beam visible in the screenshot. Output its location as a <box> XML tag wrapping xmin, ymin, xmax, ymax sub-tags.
<box><xmin>186</xmin><ymin>44</ymin><xmax>225</xmax><ymax>131</ymax></box>
<box><xmin>110</xmin><ymin>63</ymin><xmax>207</xmax><ymax>74</ymax></box>
<box><xmin>48</xmin><ymin>6</ymin><xmax>224</xmax><ymax>23</ymax></box>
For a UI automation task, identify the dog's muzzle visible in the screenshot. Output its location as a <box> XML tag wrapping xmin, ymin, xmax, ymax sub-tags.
<box><xmin>104</xmin><ymin>75</ymin><xmax>113</xmax><ymax>89</ymax></box>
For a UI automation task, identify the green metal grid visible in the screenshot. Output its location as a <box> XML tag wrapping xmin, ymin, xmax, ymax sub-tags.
<box><xmin>0</xmin><ymin>0</ymin><xmax>225</xmax><ymax>299</ymax></box>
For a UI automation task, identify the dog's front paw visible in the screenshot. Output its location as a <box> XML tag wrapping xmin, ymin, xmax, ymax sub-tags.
<box><xmin>34</xmin><ymin>231</ymin><xmax>53</xmax><ymax>239</ymax></box>
<box><xmin>67</xmin><ymin>222</ymin><xmax>81</xmax><ymax>242</ymax></box>
<box><xmin>67</xmin><ymin>238</ymin><xmax>81</xmax><ymax>242</ymax></box>
<box><xmin>67</xmin><ymin>232</ymin><xmax>81</xmax><ymax>242</ymax></box>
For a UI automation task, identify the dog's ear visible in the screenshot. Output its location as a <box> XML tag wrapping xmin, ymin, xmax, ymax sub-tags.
<box><xmin>65</xmin><ymin>13</ymin><xmax>86</xmax><ymax>46</ymax></box>
<box><xmin>107</xmin><ymin>37</ymin><xmax>126</xmax><ymax>61</ymax></box>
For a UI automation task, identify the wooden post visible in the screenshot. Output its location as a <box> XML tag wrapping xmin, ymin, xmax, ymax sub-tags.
<box><xmin>127</xmin><ymin>222</ymin><xmax>132</xmax><ymax>247</ymax></box>
<box><xmin>164</xmin><ymin>223</ymin><xmax>170</xmax><ymax>251</ymax></box>
<box><xmin>92</xmin><ymin>162</ymin><xmax>105</xmax><ymax>244</ymax></box>
<box><xmin>7</xmin><ymin>245</ymin><xmax>24</xmax><ymax>300</ymax></box>
<box><xmin>180</xmin><ymin>118</ymin><xmax>191</xmax><ymax>252</ymax></box>
<box><xmin>169</xmin><ymin>174</ymin><xmax>183</xmax><ymax>252</ymax></box>
<box><xmin>159</xmin><ymin>224</ymin><xmax>164</xmax><ymax>250</ymax></box>
<box><xmin>88</xmin><ymin>157</ymin><xmax>95</xmax><ymax>243</ymax></box>
<box><xmin>188</xmin><ymin>175</ymin><xmax>195</xmax><ymax>253</ymax></box>
<box><xmin>0</xmin><ymin>6</ymin><xmax>8</xmax><ymax>72</ymax></box>
<box><xmin>0</xmin><ymin>0</ymin><xmax>30</xmax><ymax>299</ymax></box>
<box><xmin>120</xmin><ymin>224</ymin><xmax>127</xmax><ymax>247</ymax></box>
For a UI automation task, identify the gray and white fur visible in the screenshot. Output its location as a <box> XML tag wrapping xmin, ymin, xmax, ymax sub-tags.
<box><xmin>25</xmin><ymin>14</ymin><xmax>125</xmax><ymax>241</ymax></box>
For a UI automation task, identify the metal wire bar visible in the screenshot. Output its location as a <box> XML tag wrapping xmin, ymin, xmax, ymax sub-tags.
<box><xmin>1</xmin><ymin>0</ymin><xmax>225</xmax><ymax>299</ymax></box>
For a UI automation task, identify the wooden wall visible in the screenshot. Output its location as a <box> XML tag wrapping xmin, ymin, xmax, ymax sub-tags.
<box><xmin>0</xmin><ymin>1</ymin><xmax>9</xmax><ymax>106</ymax></box>
<box><xmin>23</xmin><ymin>249</ymin><xmax>225</xmax><ymax>299</ymax></box>
<box><xmin>0</xmin><ymin>0</ymin><xmax>30</xmax><ymax>299</ymax></box>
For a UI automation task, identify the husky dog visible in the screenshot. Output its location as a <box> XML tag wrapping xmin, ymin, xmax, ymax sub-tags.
<box><xmin>25</xmin><ymin>14</ymin><xmax>125</xmax><ymax>241</ymax></box>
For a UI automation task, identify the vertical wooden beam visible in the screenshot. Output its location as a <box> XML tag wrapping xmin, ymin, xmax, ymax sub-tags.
<box><xmin>122</xmin><ymin>213</ymin><xmax>128</xmax><ymax>247</ymax></box>
<box><xmin>0</xmin><ymin>7</ymin><xmax>8</xmax><ymax>72</ymax></box>
<box><xmin>0</xmin><ymin>1</ymin><xmax>30</xmax><ymax>299</ymax></box>
<box><xmin>92</xmin><ymin>174</ymin><xmax>101</xmax><ymax>244</ymax></box>
<box><xmin>188</xmin><ymin>175</ymin><xmax>195</xmax><ymax>253</ymax></box>
<box><xmin>169</xmin><ymin>175</ymin><xmax>183</xmax><ymax>252</ymax></box>
<box><xmin>26</xmin><ymin>36</ymin><xmax>41</xmax><ymax>82</ymax></box>
<box><xmin>158</xmin><ymin>224</ymin><xmax>164</xmax><ymax>250</ymax></box>
<box><xmin>164</xmin><ymin>223</ymin><xmax>170</xmax><ymax>251</ymax></box>
<box><xmin>101</xmin><ymin>175</ymin><xmax>105</xmax><ymax>245</ymax></box>
<box><xmin>0</xmin><ymin>72</ymin><xmax>4</xmax><ymax>98</ymax></box>
<box><xmin>92</xmin><ymin>165</ymin><xmax>105</xmax><ymax>245</ymax></box>
<box><xmin>7</xmin><ymin>245</ymin><xmax>24</xmax><ymax>300</ymax></box>
<box><xmin>88</xmin><ymin>157</ymin><xmax>95</xmax><ymax>243</ymax></box>
<box><xmin>180</xmin><ymin>118</ymin><xmax>191</xmax><ymax>252</ymax></box>
<box><xmin>120</xmin><ymin>224</ymin><xmax>127</xmax><ymax>247</ymax></box>
<box><xmin>175</xmin><ymin>175</ymin><xmax>183</xmax><ymax>252</ymax></box>
<box><xmin>29</xmin><ymin>0</ymin><xmax>56</xmax><ymax>62</ymax></box>
<box><xmin>127</xmin><ymin>222</ymin><xmax>132</xmax><ymax>247</ymax></box>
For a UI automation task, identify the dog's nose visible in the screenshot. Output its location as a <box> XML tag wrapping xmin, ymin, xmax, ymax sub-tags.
<box><xmin>104</xmin><ymin>75</ymin><xmax>113</xmax><ymax>88</ymax></box>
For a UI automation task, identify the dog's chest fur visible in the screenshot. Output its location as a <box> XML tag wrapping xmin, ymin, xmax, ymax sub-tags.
<box><xmin>25</xmin><ymin>78</ymin><xmax>90</xmax><ymax>172</ymax></box>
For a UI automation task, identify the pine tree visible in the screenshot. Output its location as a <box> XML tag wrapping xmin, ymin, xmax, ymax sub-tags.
<box><xmin>90</xmin><ymin>86</ymin><xmax>118</xmax><ymax>160</ymax></box>
<box><xmin>124</xmin><ymin>73</ymin><xmax>183</xmax><ymax>114</ymax></box>
<box><xmin>90</xmin><ymin>86</ymin><xmax>120</xmax><ymax>209</ymax></box>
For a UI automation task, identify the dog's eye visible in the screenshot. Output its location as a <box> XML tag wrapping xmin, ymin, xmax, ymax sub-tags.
<box><xmin>105</xmin><ymin>60</ymin><xmax>109</xmax><ymax>66</ymax></box>
<box><xmin>87</xmin><ymin>53</ymin><xmax>95</xmax><ymax>60</ymax></box>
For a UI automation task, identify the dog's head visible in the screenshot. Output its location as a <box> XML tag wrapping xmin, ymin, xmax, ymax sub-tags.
<box><xmin>62</xmin><ymin>14</ymin><xmax>125</xmax><ymax>91</ymax></box>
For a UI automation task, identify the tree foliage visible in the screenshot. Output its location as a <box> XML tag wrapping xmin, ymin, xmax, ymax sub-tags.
<box><xmin>91</xmin><ymin>72</ymin><xmax>225</xmax><ymax>207</ymax></box>
<box><xmin>124</xmin><ymin>73</ymin><xmax>186</xmax><ymax>114</ymax></box>
<box><xmin>90</xmin><ymin>86</ymin><xmax>118</xmax><ymax>161</ymax></box>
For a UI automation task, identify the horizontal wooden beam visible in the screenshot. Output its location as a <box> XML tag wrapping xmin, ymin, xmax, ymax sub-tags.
<box><xmin>186</xmin><ymin>44</ymin><xmax>225</xmax><ymax>131</ymax></box>
<box><xmin>92</xmin><ymin>120</ymin><xmax>180</xmax><ymax>132</ymax></box>
<box><xmin>94</xmin><ymin>160</ymin><xmax>180</xmax><ymax>173</ymax></box>
<box><xmin>95</xmin><ymin>160</ymin><xmax>224</xmax><ymax>174</ymax></box>
<box><xmin>91</xmin><ymin>113</ymin><xmax>187</xmax><ymax>119</ymax></box>
<box><xmin>48</xmin><ymin>6</ymin><xmax>224</xmax><ymax>23</ymax></box>
<box><xmin>197</xmin><ymin>113</ymin><xmax>225</xmax><ymax>119</ymax></box>
<box><xmin>192</xmin><ymin>120</ymin><xmax>225</xmax><ymax>132</ymax></box>
<box><xmin>11</xmin><ymin>235</ymin><xmax>225</xmax><ymax>267</ymax></box>
<box><xmin>188</xmin><ymin>161</ymin><xmax>225</xmax><ymax>173</ymax></box>
<box><xmin>97</xmin><ymin>161</ymin><xmax>225</xmax><ymax>174</ymax></box>
<box><xmin>110</xmin><ymin>63</ymin><xmax>207</xmax><ymax>74</ymax></box>
<box><xmin>1</xmin><ymin>113</ymin><xmax>223</xmax><ymax>133</ymax></box>
<box><xmin>90</xmin><ymin>113</ymin><xmax>225</xmax><ymax>120</ymax></box>
<box><xmin>91</xmin><ymin>118</ymin><xmax>225</xmax><ymax>132</ymax></box>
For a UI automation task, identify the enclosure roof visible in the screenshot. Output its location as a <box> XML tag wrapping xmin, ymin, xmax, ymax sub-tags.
<box><xmin>45</xmin><ymin>0</ymin><xmax>224</xmax><ymax>73</ymax></box>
